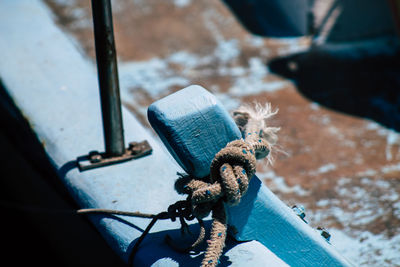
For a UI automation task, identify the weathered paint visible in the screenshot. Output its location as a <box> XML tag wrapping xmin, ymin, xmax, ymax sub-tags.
<box><xmin>0</xmin><ymin>0</ymin><xmax>289</xmax><ymax>266</ymax></box>
<box><xmin>148</xmin><ymin>85</ymin><xmax>242</xmax><ymax>178</ymax></box>
<box><xmin>148</xmin><ymin>85</ymin><xmax>353</xmax><ymax>266</ymax></box>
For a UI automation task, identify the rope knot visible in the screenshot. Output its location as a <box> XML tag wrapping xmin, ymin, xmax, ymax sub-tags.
<box><xmin>172</xmin><ymin>103</ymin><xmax>279</xmax><ymax>267</ymax></box>
<box><xmin>166</xmin><ymin>200</ymin><xmax>194</xmax><ymax>222</ymax></box>
<box><xmin>209</xmin><ymin>140</ymin><xmax>256</xmax><ymax>205</ymax></box>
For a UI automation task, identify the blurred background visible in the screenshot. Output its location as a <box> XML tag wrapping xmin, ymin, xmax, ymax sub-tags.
<box><xmin>2</xmin><ymin>0</ymin><xmax>399</xmax><ymax>266</ymax></box>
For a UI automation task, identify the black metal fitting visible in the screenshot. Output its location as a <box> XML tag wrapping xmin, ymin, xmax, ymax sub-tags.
<box><xmin>317</xmin><ymin>227</ymin><xmax>331</xmax><ymax>242</ymax></box>
<box><xmin>91</xmin><ymin>0</ymin><xmax>125</xmax><ymax>156</ymax></box>
<box><xmin>78</xmin><ymin>141</ymin><xmax>152</xmax><ymax>171</ymax></box>
<box><xmin>292</xmin><ymin>204</ymin><xmax>308</xmax><ymax>223</ymax></box>
<box><xmin>77</xmin><ymin>0</ymin><xmax>152</xmax><ymax>171</ymax></box>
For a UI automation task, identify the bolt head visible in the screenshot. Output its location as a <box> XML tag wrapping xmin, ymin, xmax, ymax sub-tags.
<box><xmin>292</xmin><ymin>205</ymin><xmax>306</xmax><ymax>219</ymax></box>
<box><xmin>317</xmin><ymin>227</ymin><xmax>331</xmax><ymax>242</ymax></box>
<box><xmin>128</xmin><ymin>142</ymin><xmax>143</xmax><ymax>154</ymax></box>
<box><xmin>88</xmin><ymin>150</ymin><xmax>102</xmax><ymax>163</ymax></box>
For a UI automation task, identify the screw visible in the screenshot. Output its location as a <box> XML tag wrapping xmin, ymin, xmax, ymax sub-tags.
<box><xmin>88</xmin><ymin>150</ymin><xmax>102</xmax><ymax>163</ymax></box>
<box><xmin>317</xmin><ymin>227</ymin><xmax>331</xmax><ymax>242</ymax></box>
<box><xmin>128</xmin><ymin>142</ymin><xmax>143</xmax><ymax>154</ymax></box>
<box><xmin>292</xmin><ymin>205</ymin><xmax>306</xmax><ymax>220</ymax></box>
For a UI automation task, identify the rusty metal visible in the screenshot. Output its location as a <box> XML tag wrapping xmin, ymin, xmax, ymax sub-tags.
<box><xmin>92</xmin><ymin>0</ymin><xmax>125</xmax><ymax>156</ymax></box>
<box><xmin>77</xmin><ymin>0</ymin><xmax>152</xmax><ymax>171</ymax></box>
<box><xmin>78</xmin><ymin>140</ymin><xmax>152</xmax><ymax>171</ymax></box>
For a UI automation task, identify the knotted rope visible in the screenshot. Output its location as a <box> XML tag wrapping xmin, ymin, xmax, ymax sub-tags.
<box><xmin>46</xmin><ymin>103</ymin><xmax>278</xmax><ymax>266</ymax></box>
<box><xmin>172</xmin><ymin>103</ymin><xmax>279</xmax><ymax>267</ymax></box>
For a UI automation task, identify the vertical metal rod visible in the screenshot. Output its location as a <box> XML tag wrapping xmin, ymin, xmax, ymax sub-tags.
<box><xmin>91</xmin><ymin>0</ymin><xmax>125</xmax><ymax>156</ymax></box>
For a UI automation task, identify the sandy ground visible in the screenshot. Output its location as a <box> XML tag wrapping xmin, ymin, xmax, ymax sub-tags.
<box><xmin>44</xmin><ymin>0</ymin><xmax>400</xmax><ymax>266</ymax></box>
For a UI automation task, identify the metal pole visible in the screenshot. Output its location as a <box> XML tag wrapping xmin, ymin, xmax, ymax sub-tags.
<box><xmin>91</xmin><ymin>0</ymin><xmax>125</xmax><ymax>156</ymax></box>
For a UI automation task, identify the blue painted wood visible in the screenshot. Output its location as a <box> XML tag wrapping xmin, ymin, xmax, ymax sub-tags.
<box><xmin>0</xmin><ymin>1</ymin><xmax>290</xmax><ymax>266</ymax></box>
<box><xmin>148</xmin><ymin>85</ymin><xmax>353</xmax><ymax>267</ymax></box>
<box><xmin>148</xmin><ymin>85</ymin><xmax>242</xmax><ymax>178</ymax></box>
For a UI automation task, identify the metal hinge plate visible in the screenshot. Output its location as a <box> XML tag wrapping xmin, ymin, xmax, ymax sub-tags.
<box><xmin>77</xmin><ymin>140</ymin><xmax>152</xmax><ymax>171</ymax></box>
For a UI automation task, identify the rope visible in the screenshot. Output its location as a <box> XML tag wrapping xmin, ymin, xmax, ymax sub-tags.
<box><xmin>175</xmin><ymin>137</ymin><xmax>270</xmax><ymax>267</ymax></box>
<box><xmin>79</xmin><ymin>103</ymin><xmax>278</xmax><ymax>267</ymax></box>
<box><xmin>173</xmin><ymin>103</ymin><xmax>279</xmax><ymax>267</ymax></box>
<box><xmin>0</xmin><ymin>199</ymin><xmax>199</xmax><ymax>265</ymax></box>
<box><xmin>77</xmin><ymin>208</ymin><xmax>155</xmax><ymax>218</ymax></box>
<box><xmin>78</xmin><ymin>200</ymin><xmax>200</xmax><ymax>265</ymax></box>
<box><xmin>1</xmin><ymin>103</ymin><xmax>278</xmax><ymax>267</ymax></box>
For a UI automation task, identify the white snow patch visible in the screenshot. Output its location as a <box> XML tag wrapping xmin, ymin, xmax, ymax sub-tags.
<box><xmin>118</xmin><ymin>50</ymin><xmax>287</xmax><ymax>100</ymax></box>
<box><xmin>119</xmin><ymin>58</ymin><xmax>189</xmax><ymax>98</ymax></box>
<box><xmin>337</xmin><ymin>177</ymin><xmax>351</xmax><ymax>186</ymax></box>
<box><xmin>218</xmin><ymin>66</ymin><xmax>246</xmax><ymax>77</ymax></box>
<box><xmin>70</xmin><ymin>7</ymin><xmax>86</xmax><ymax>19</ymax></box>
<box><xmin>316</xmin><ymin>199</ymin><xmax>330</xmax><ymax>207</ymax></box>
<box><xmin>381</xmin><ymin>163</ymin><xmax>400</xmax><ymax>174</ymax></box>
<box><xmin>358</xmin><ymin>169</ymin><xmax>377</xmax><ymax>177</ymax></box>
<box><xmin>258</xmin><ymin>170</ymin><xmax>309</xmax><ymax>196</ymax></box>
<box><xmin>327</xmin><ymin>126</ymin><xmax>345</xmax><ymax>140</ymax></box>
<box><xmin>230</xmin><ymin>58</ymin><xmax>287</xmax><ymax>96</ymax></box>
<box><xmin>168</xmin><ymin>51</ymin><xmax>213</xmax><ymax>69</ymax></box>
<box><xmin>231</xmin><ymin>80</ymin><xmax>287</xmax><ymax>96</ymax></box>
<box><xmin>310</xmin><ymin>102</ymin><xmax>320</xmax><ymax>110</ymax></box>
<box><xmin>322</xmin><ymin>176</ymin><xmax>400</xmax><ymax>229</ymax></box>
<box><xmin>318</xmin><ymin>163</ymin><xmax>337</xmax><ymax>173</ymax></box>
<box><xmin>360</xmin><ymin>177</ymin><xmax>372</xmax><ymax>185</ymax></box>
<box><xmin>306</xmin><ymin>176</ymin><xmax>399</xmax><ymax>236</ymax></box>
<box><xmin>168</xmin><ymin>51</ymin><xmax>200</xmax><ymax>69</ymax></box>
<box><xmin>365</xmin><ymin>121</ymin><xmax>400</xmax><ymax>160</ymax></box>
<box><xmin>246</xmin><ymin>36</ymin><xmax>265</xmax><ymax>48</ymax></box>
<box><xmin>310</xmin><ymin>114</ymin><xmax>331</xmax><ymax>126</ymax></box>
<box><xmin>173</xmin><ymin>0</ymin><xmax>192</xmax><ymax>8</ymax></box>
<box><xmin>380</xmin><ymin>191</ymin><xmax>398</xmax><ymax>202</ymax></box>
<box><xmin>321</xmin><ymin>115</ymin><xmax>331</xmax><ymax>125</ymax></box>
<box><xmin>70</xmin><ymin>18</ymin><xmax>92</xmax><ymax>29</ymax></box>
<box><xmin>330</xmin><ymin>229</ymin><xmax>400</xmax><ymax>266</ymax></box>
<box><xmin>365</xmin><ymin>121</ymin><xmax>381</xmax><ymax>130</ymax></box>
<box><xmin>385</xmin><ymin>130</ymin><xmax>400</xmax><ymax>161</ymax></box>
<box><xmin>214</xmin><ymin>39</ymin><xmax>240</xmax><ymax>63</ymax></box>
<box><xmin>309</xmin><ymin>163</ymin><xmax>337</xmax><ymax>176</ymax></box>
<box><xmin>52</xmin><ymin>0</ymin><xmax>76</xmax><ymax>6</ymax></box>
<box><xmin>374</xmin><ymin>179</ymin><xmax>390</xmax><ymax>189</ymax></box>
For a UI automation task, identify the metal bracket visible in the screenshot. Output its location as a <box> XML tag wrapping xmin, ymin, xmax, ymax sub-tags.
<box><xmin>75</xmin><ymin>0</ymin><xmax>153</xmax><ymax>172</ymax></box>
<box><xmin>77</xmin><ymin>140</ymin><xmax>152</xmax><ymax>171</ymax></box>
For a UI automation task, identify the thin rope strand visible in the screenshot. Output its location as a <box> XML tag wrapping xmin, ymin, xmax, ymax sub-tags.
<box><xmin>76</xmin><ymin>208</ymin><xmax>155</xmax><ymax>218</ymax></box>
